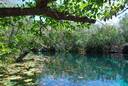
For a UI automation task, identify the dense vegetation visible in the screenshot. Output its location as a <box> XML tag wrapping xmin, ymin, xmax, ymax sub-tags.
<box><xmin>0</xmin><ymin>0</ymin><xmax>128</xmax><ymax>62</ymax></box>
<box><xmin>0</xmin><ymin>14</ymin><xmax>128</xmax><ymax>62</ymax></box>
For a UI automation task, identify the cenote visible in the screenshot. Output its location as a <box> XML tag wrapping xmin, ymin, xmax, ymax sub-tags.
<box><xmin>1</xmin><ymin>53</ymin><xmax>128</xmax><ymax>86</ymax></box>
<box><xmin>36</xmin><ymin>53</ymin><xmax>128</xmax><ymax>86</ymax></box>
<box><xmin>1</xmin><ymin>0</ymin><xmax>128</xmax><ymax>86</ymax></box>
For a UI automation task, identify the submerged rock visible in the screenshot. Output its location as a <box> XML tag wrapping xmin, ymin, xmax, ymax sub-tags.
<box><xmin>0</xmin><ymin>55</ymin><xmax>44</xmax><ymax>86</ymax></box>
<box><xmin>5</xmin><ymin>76</ymin><xmax>22</xmax><ymax>80</ymax></box>
<box><xmin>24</xmin><ymin>79</ymin><xmax>33</xmax><ymax>83</ymax></box>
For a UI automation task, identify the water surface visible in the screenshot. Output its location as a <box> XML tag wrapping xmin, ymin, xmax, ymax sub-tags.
<box><xmin>1</xmin><ymin>53</ymin><xmax>128</xmax><ymax>86</ymax></box>
<box><xmin>38</xmin><ymin>53</ymin><xmax>128</xmax><ymax>86</ymax></box>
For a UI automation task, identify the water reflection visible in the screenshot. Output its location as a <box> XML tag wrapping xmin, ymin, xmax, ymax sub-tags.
<box><xmin>39</xmin><ymin>76</ymin><xmax>125</xmax><ymax>86</ymax></box>
<box><xmin>38</xmin><ymin>53</ymin><xmax>128</xmax><ymax>86</ymax></box>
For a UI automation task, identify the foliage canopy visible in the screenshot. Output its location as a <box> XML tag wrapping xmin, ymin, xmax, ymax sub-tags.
<box><xmin>0</xmin><ymin>0</ymin><xmax>128</xmax><ymax>23</ymax></box>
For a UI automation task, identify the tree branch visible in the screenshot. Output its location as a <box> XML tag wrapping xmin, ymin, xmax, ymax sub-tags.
<box><xmin>0</xmin><ymin>8</ymin><xmax>96</xmax><ymax>23</ymax></box>
<box><xmin>117</xmin><ymin>7</ymin><xmax>128</xmax><ymax>16</ymax></box>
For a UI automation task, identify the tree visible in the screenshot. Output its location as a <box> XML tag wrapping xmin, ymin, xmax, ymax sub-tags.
<box><xmin>0</xmin><ymin>0</ymin><xmax>127</xmax><ymax>23</ymax></box>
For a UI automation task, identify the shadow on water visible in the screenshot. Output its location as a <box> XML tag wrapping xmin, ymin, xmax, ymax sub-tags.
<box><xmin>38</xmin><ymin>53</ymin><xmax>128</xmax><ymax>86</ymax></box>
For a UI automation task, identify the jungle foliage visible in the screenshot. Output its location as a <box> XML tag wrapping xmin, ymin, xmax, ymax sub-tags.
<box><xmin>0</xmin><ymin>15</ymin><xmax>127</xmax><ymax>61</ymax></box>
<box><xmin>0</xmin><ymin>0</ymin><xmax>128</xmax><ymax>61</ymax></box>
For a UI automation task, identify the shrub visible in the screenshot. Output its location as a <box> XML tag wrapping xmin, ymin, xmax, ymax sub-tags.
<box><xmin>86</xmin><ymin>25</ymin><xmax>125</xmax><ymax>53</ymax></box>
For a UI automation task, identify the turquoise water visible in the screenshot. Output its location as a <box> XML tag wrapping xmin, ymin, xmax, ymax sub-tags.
<box><xmin>38</xmin><ymin>53</ymin><xmax>128</xmax><ymax>86</ymax></box>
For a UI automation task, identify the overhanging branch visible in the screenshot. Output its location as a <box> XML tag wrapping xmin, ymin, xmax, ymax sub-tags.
<box><xmin>117</xmin><ymin>7</ymin><xmax>128</xmax><ymax>16</ymax></box>
<box><xmin>0</xmin><ymin>8</ymin><xmax>96</xmax><ymax>23</ymax></box>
